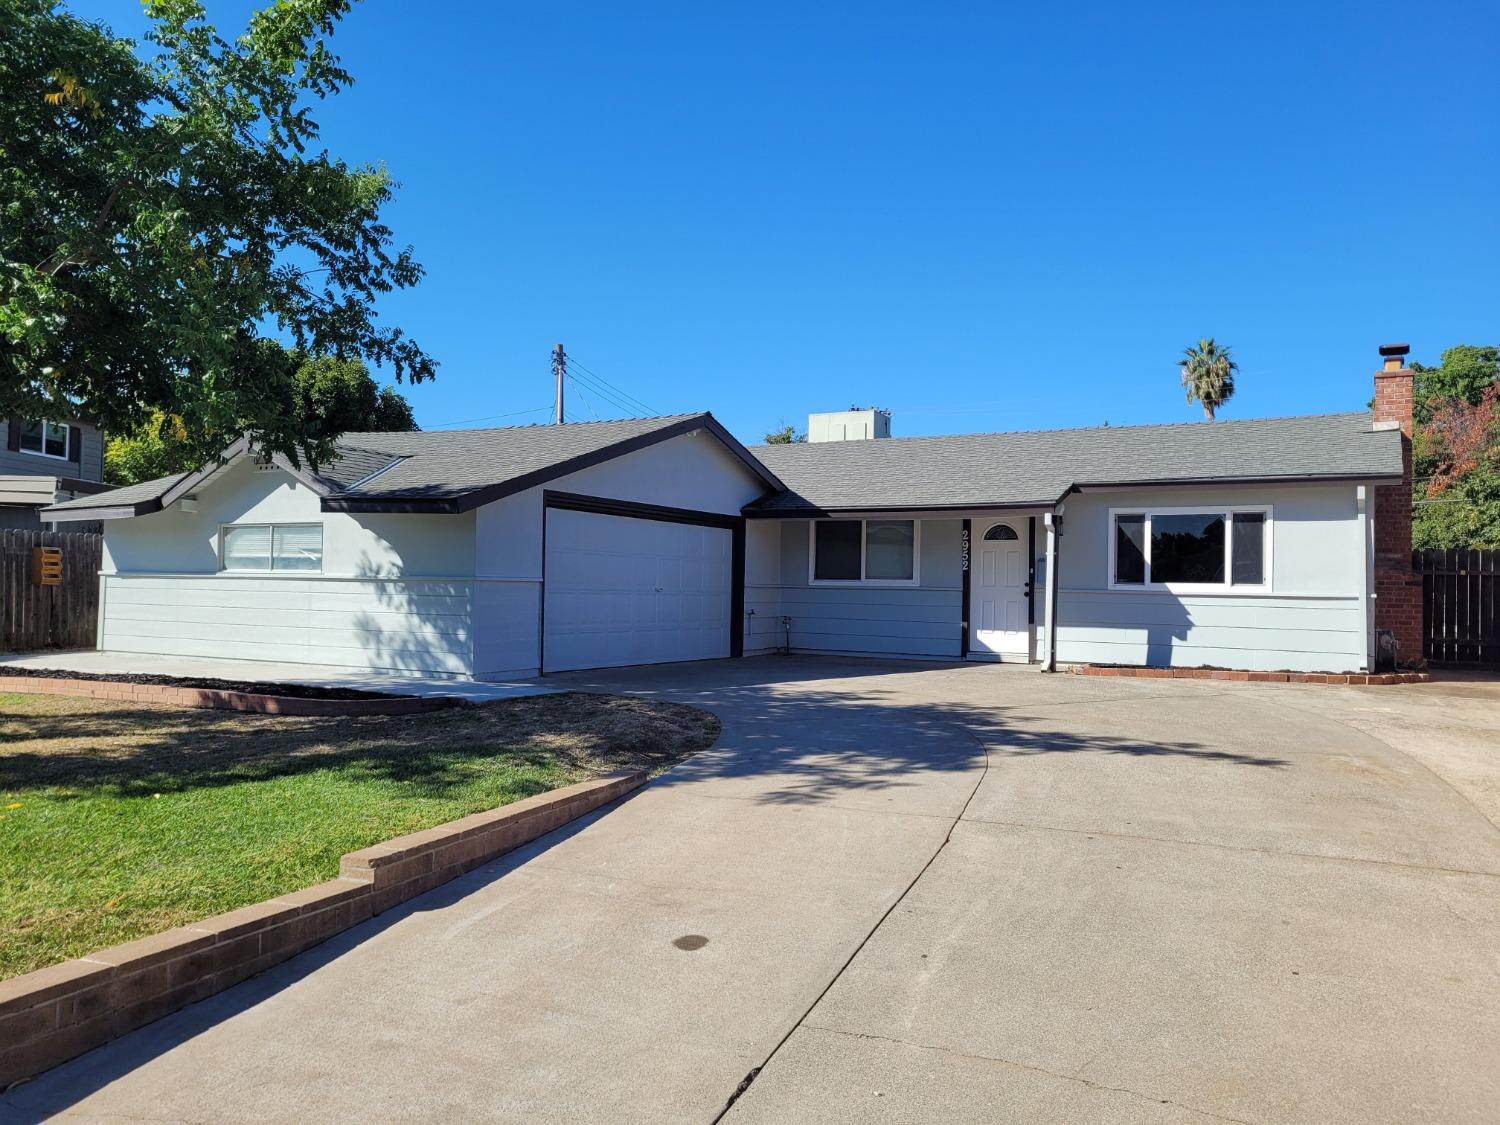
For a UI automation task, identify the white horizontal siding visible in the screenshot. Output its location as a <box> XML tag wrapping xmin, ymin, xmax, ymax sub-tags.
<box><xmin>774</xmin><ymin>586</ymin><xmax>962</xmax><ymax>659</ymax></box>
<box><xmin>1056</xmin><ymin>590</ymin><xmax>1364</xmax><ymax>673</ymax></box>
<box><xmin>99</xmin><ymin>575</ymin><xmax>473</xmax><ymax>675</ymax></box>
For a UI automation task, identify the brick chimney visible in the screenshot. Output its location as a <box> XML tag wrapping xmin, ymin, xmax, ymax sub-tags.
<box><xmin>1372</xmin><ymin>343</ymin><xmax>1422</xmax><ymax>665</ymax></box>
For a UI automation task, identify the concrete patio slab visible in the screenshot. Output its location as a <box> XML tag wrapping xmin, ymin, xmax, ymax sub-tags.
<box><xmin>0</xmin><ymin>649</ymin><xmax>551</xmax><ymax>702</ymax></box>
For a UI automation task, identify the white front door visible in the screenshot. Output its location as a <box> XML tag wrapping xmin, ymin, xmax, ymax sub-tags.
<box><xmin>971</xmin><ymin>520</ymin><xmax>1031</xmax><ymax>659</ymax></box>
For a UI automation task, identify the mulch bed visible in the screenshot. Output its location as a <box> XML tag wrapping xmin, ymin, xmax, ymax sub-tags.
<box><xmin>0</xmin><ymin>664</ymin><xmax>449</xmax><ymax>703</ymax></box>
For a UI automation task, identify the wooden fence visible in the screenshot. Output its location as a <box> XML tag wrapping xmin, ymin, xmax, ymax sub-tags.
<box><xmin>1416</xmin><ymin>548</ymin><xmax>1499</xmax><ymax>670</ymax></box>
<box><xmin>0</xmin><ymin>528</ymin><xmax>103</xmax><ymax>652</ymax></box>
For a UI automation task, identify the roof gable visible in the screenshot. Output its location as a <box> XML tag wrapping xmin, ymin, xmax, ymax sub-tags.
<box><xmin>45</xmin><ymin>412</ymin><xmax>782</xmax><ymax>521</ymax></box>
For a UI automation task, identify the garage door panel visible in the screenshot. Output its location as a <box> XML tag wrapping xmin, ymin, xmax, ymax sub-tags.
<box><xmin>544</xmin><ymin>508</ymin><xmax>733</xmax><ymax>672</ymax></box>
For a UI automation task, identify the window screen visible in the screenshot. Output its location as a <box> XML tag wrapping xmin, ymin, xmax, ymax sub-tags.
<box><xmin>222</xmin><ymin>525</ymin><xmax>273</xmax><ymax>571</ymax></box>
<box><xmin>222</xmin><ymin>524</ymin><xmax>323</xmax><ymax>572</ymax></box>
<box><xmin>813</xmin><ymin>521</ymin><xmax>862</xmax><ymax>580</ymax></box>
<box><xmin>272</xmin><ymin>525</ymin><xmax>323</xmax><ymax>571</ymax></box>
<box><xmin>1150</xmin><ymin>514</ymin><xmax>1225</xmax><ymax>584</ymax></box>
<box><xmin>1114</xmin><ymin>514</ymin><xmax>1146</xmax><ymax>584</ymax></box>
<box><xmin>1231</xmin><ymin>512</ymin><xmax>1266</xmax><ymax>585</ymax></box>
<box><xmin>864</xmin><ymin>521</ymin><xmax>914</xmax><ymax>580</ymax></box>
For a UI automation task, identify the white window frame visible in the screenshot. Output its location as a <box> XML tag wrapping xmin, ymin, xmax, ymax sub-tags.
<box><xmin>1107</xmin><ymin>505</ymin><xmax>1272</xmax><ymax>594</ymax></box>
<box><xmin>18</xmin><ymin>420</ymin><xmax>71</xmax><ymax>461</ymax></box>
<box><xmin>808</xmin><ymin>518</ymin><xmax>922</xmax><ymax>587</ymax></box>
<box><xmin>218</xmin><ymin>522</ymin><xmax>324</xmax><ymax>574</ymax></box>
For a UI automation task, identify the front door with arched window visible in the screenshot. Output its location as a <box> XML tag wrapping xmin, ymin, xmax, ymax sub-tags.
<box><xmin>971</xmin><ymin>520</ymin><xmax>1030</xmax><ymax>659</ymax></box>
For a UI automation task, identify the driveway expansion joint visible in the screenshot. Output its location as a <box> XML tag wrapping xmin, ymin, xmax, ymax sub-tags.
<box><xmin>796</xmin><ymin>1023</ymin><xmax>1260</xmax><ymax>1125</ymax></box>
<box><xmin>712</xmin><ymin>709</ymin><xmax>994</xmax><ymax>1122</ymax></box>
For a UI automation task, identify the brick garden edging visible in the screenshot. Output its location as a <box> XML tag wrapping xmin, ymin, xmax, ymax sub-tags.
<box><xmin>1070</xmin><ymin>665</ymin><xmax>1430</xmax><ymax>686</ymax></box>
<box><xmin>0</xmin><ymin>770</ymin><xmax>646</xmax><ymax>1089</ymax></box>
<box><xmin>0</xmin><ymin>674</ymin><xmax>450</xmax><ymax>716</ymax></box>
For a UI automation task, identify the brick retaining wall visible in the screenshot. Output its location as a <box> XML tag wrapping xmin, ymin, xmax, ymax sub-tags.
<box><xmin>0</xmin><ymin>770</ymin><xmax>646</xmax><ymax>1089</ymax></box>
<box><xmin>1070</xmin><ymin>665</ymin><xmax>1429</xmax><ymax>685</ymax></box>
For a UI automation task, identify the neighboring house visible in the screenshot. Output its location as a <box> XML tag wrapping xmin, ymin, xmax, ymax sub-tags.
<box><xmin>43</xmin><ymin>346</ymin><xmax>1420</xmax><ymax>677</ymax></box>
<box><xmin>1</xmin><ymin>417</ymin><xmax>109</xmax><ymax>530</ymax></box>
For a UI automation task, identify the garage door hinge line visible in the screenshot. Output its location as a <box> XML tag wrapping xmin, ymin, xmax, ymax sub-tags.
<box><xmin>710</xmin><ymin>716</ymin><xmax>992</xmax><ymax>1122</ymax></box>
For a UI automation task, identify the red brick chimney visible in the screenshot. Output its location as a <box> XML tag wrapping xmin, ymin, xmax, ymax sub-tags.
<box><xmin>1372</xmin><ymin>343</ymin><xmax>1422</xmax><ymax>665</ymax></box>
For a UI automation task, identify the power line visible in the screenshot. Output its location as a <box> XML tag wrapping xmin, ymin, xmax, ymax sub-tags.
<box><xmin>567</xmin><ymin>374</ymin><xmax>601</xmax><ymax>420</ymax></box>
<box><xmin>426</xmin><ymin>405</ymin><xmax>551</xmax><ymax>429</ymax></box>
<box><xmin>568</xmin><ymin>370</ymin><xmax>641</xmax><ymax>417</ymax></box>
<box><xmin>567</xmin><ymin>355</ymin><xmax>656</xmax><ymax>416</ymax></box>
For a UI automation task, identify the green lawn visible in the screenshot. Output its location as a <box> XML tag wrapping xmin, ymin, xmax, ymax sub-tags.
<box><xmin>0</xmin><ymin>690</ymin><xmax>717</xmax><ymax>980</ymax></box>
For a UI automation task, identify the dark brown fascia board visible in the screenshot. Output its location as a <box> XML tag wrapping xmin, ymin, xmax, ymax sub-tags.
<box><xmin>1065</xmin><ymin>472</ymin><xmax>1403</xmax><ymax>493</ymax></box>
<box><xmin>43</xmin><ymin>501</ymin><xmax>158</xmax><ymax>522</ymax></box>
<box><xmin>40</xmin><ymin>440</ymin><xmax>338</xmax><ymax>520</ymax></box>
<box><xmin>323</xmin><ymin>413</ymin><xmax>784</xmax><ymax>516</ymax></box>
<box><xmin>55</xmin><ymin>477</ymin><xmax>112</xmax><ymax>495</ymax></box>
<box><xmin>158</xmin><ymin>437</ymin><xmax>331</xmax><ymax>510</ymax></box>
<box><xmin>745</xmin><ymin>473</ymin><xmax>1402</xmax><ymax>518</ymax></box>
<box><xmin>544</xmin><ymin>489</ymin><xmax>742</xmax><ymax>530</ymax></box>
<box><xmin>321</xmin><ymin>496</ymin><xmax>461</xmax><ymax>514</ymax></box>
<box><xmin>699</xmin><ymin>415</ymin><xmax>787</xmax><ymax>492</ymax></box>
<box><xmin>744</xmin><ymin>500</ymin><xmax>1056</xmax><ymax>518</ymax></box>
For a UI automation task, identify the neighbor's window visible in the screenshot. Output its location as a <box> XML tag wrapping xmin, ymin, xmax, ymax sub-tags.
<box><xmin>19</xmin><ymin>420</ymin><xmax>69</xmax><ymax>459</ymax></box>
<box><xmin>813</xmin><ymin>519</ymin><xmax>917</xmax><ymax>583</ymax></box>
<box><xmin>221</xmin><ymin>524</ymin><xmax>323</xmax><ymax>573</ymax></box>
<box><xmin>1111</xmin><ymin>509</ymin><xmax>1268</xmax><ymax>589</ymax></box>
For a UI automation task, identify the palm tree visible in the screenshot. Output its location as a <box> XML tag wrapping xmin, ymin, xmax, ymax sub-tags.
<box><xmin>1179</xmin><ymin>338</ymin><xmax>1238</xmax><ymax>420</ymax></box>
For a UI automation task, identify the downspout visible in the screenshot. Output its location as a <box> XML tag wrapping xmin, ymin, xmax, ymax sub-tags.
<box><xmin>1041</xmin><ymin>506</ymin><xmax>1062</xmax><ymax>672</ymax></box>
<box><xmin>1358</xmin><ymin>484</ymin><xmax>1373</xmax><ymax>672</ymax></box>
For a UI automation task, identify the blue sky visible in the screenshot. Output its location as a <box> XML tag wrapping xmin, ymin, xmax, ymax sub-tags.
<box><xmin>71</xmin><ymin>1</ymin><xmax>1498</xmax><ymax>441</ymax></box>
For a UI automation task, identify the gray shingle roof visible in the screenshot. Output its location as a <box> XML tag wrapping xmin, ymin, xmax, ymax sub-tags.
<box><xmin>47</xmin><ymin>413</ymin><xmax>773</xmax><ymax>515</ymax></box>
<box><xmin>47</xmin><ymin>409</ymin><xmax>1405</xmax><ymax>521</ymax></box>
<box><xmin>324</xmin><ymin>414</ymin><xmax>708</xmax><ymax>499</ymax></box>
<box><xmin>747</xmin><ymin>412</ymin><xmax>1404</xmax><ymax>512</ymax></box>
<box><xmin>46</xmin><ymin>471</ymin><xmax>191</xmax><ymax>512</ymax></box>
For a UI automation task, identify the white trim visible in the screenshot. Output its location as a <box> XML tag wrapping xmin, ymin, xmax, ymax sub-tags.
<box><xmin>1060</xmin><ymin>588</ymin><xmax>1356</xmax><ymax>601</ymax></box>
<box><xmin>808</xmin><ymin>518</ymin><xmax>922</xmax><ymax>587</ymax></box>
<box><xmin>1107</xmin><ymin>504</ymin><xmax>1273</xmax><ymax>595</ymax></box>
<box><xmin>17</xmin><ymin>420</ymin><xmax>71</xmax><ymax>461</ymax></box>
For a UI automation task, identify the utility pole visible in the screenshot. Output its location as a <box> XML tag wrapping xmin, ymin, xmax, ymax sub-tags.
<box><xmin>552</xmin><ymin>344</ymin><xmax>566</xmax><ymax>424</ymax></box>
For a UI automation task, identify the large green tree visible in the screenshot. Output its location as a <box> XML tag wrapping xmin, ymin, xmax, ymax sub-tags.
<box><xmin>0</xmin><ymin>0</ymin><xmax>433</xmax><ymax>468</ymax></box>
<box><xmin>104</xmin><ymin>352</ymin><xmax>417</xmax><ymax>485</ymax></box>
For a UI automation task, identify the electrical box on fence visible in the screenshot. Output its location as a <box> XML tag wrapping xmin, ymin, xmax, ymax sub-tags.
<box><xmin>31</xmin><ymin>546</ymin><xmax>62</xmax><ymax>586</ymax></box>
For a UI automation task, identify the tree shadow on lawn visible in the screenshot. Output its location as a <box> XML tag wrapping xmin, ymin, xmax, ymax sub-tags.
<box><xmin>0</xmin><ymin>666</ymin><xmax>1285</xmax><ymax>806</ymax></box>
<box><xmin>0</xmin><ymin>693</ymin><xmax>713</xmax><ymax>799</ymax></box>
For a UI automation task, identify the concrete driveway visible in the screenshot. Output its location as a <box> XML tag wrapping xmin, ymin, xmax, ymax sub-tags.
<box><xmin>3</xmin><ymin>659</ymin><xmax>1498</xmax><ymax>1124</ymax></box>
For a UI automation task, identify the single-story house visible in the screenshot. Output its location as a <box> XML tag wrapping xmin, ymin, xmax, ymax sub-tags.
<box><xmin>44</xmin><ymin>346</ymin><xmax>1421</xmax><ymax>677</ymax></box>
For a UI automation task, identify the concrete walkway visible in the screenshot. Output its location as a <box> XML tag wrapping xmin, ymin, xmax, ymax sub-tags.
<box><xmin>0</xmin><ymin>649</ymin><xmax>549</xmax><ymax>702</ymax></box>
<box><xmin>3</xmin><ymin>659</ymin><xmax>1498</xmax><ymax>1123</ymax></box>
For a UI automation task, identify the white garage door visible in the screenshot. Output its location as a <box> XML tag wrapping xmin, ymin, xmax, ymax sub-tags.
<box><xmin>543</xmin><ymin>507</ymin><xmax>733</xmax><ymax>672</ymax></box>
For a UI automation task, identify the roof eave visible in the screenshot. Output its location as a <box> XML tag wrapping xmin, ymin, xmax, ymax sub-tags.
<box><xmin>745</xmin><ymin>471</ymin><xmax>1404</xmax><ymax>517</ymax></box>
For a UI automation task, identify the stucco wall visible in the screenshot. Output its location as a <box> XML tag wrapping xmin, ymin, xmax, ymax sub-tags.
<box><xmin>99</xmin><ymin>459</ymin><xmax>478</xmax><ymax>675</ymax></box>
<box><xmin>1053</xmin><ymin>483</ymin><xmax>1368</xmax><ymax>673</ymax></box>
